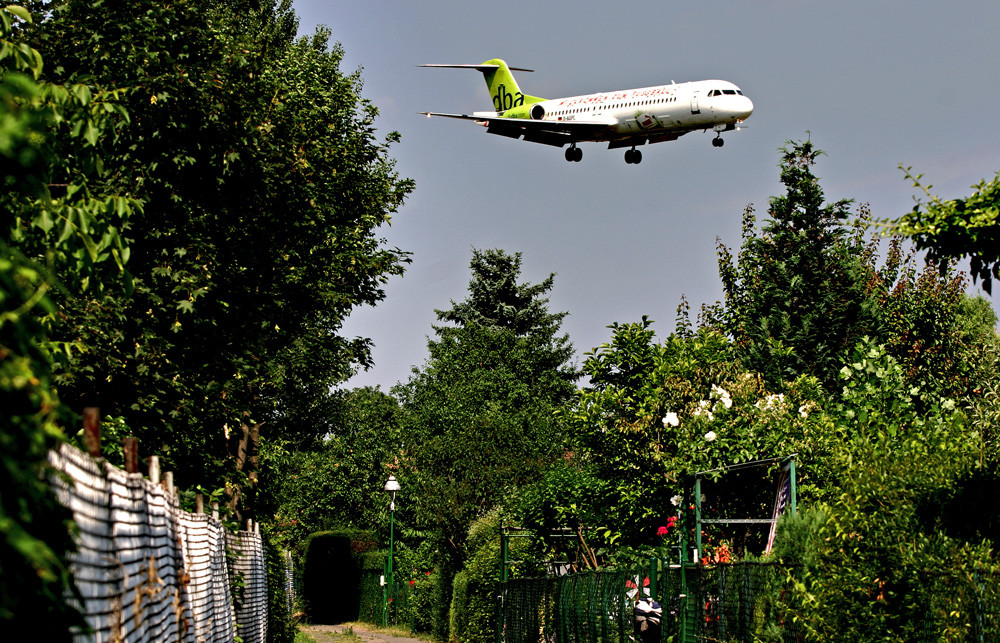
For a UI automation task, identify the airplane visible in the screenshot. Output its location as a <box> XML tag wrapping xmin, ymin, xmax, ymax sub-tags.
<box><xmin>420</xmin><ymin>59</ymin><xmax>753</xmax><ymax>164</ymax></box>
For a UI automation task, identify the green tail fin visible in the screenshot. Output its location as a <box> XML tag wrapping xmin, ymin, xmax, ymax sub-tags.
<box><xmin>480</xmin><ymin>59</ymin><xmax>545</xmax><ymax>112</ymax></box>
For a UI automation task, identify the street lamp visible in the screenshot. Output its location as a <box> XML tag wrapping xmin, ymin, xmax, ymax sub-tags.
<box><xmin>383</xmin><ymin>475</ymin><xmax>401</xmax><ymax>626</ymax></box>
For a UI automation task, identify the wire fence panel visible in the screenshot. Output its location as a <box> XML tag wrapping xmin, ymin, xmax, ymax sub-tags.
<box><xmin>678</xmin><ymin>563</ymin><xmax>786</xmax><ymax>642</ymax></box>
<box><xmin>502</xmin><ymin>577</ymin><xmax>556</xmax><ymax>643</ymax></box>
<box><xmin>47</xmin><ymin>442</ymin><xmax>270</xmax><ymax>643</ymax></box>
<box><xmin>357</xmin><ymin>568</ymin><xmax>415</xmax><ymax>627</ymax></box>
<box><xmin>358</xmin><ymin>569</ymin><xmax>384</xmax><ymax>624</ymax></box>
<box><xmin>501</xmin><ymin>563</ymin><xmax>793</xmax><ymax>643</ymax></box>
<box><xmin>502</xmin><ymin>561</ymin><xmax>1000</xmax><ymax>643</ymax></box>
<box><xmin>502</xmin><ymin>569</ymin><xmax>641</xmax><ymax>643</ymax></box>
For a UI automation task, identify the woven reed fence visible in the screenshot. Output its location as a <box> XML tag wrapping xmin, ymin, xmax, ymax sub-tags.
<box><xmin>48</xmin><ymin>442</ymin><xmax>273</xmax><ymax>642</ymax></box>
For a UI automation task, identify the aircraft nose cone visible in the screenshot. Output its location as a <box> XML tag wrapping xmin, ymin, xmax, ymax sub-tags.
<box><xmin>737</xmin><ymin>96</ymin><xmax>753</xmax><ymax>120</ymax></box>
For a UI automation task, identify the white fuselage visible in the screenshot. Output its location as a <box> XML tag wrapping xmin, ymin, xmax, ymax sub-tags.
<box><xmin>529</xmin><ymin>79</ymin><xmax>752</xmax><ymax>142</ymax></box>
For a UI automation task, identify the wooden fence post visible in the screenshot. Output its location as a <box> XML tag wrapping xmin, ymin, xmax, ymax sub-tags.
<box><xmin>123</xmin><ymin>437</ymin><xmax>138</xmax><ymax>474</ymax></box>
<box><xmin>148</xmin><ymin>455</ymin><xmax>160</xmax><ymax>484</ymax></box>
<box><xmin>82</xmin><ymin>407</ymin><xmax>100</xmax><ymax>457</ymax></box>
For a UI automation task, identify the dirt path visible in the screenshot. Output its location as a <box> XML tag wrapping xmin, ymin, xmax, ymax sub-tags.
<box><xmin>301</xmin><ymin>623</ymin><xmax>427</xmax><ymax>643</ymax></box>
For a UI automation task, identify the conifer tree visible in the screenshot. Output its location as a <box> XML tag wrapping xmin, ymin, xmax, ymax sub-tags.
<box><xmin>396</xmin><ymin>248</ymin><xmax>577</xmax><ymax>637</ymax></box>
<box><xmin>713</xmin><ymin>140</ymin><xmax>878</xmax><ymax>390</ymax></box>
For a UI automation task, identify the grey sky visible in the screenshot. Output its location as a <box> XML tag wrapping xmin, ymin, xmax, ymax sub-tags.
<box><xmin>291</xmin><ymin>0</ymin><xmax>1000</xmax><ymax>391</ymax></box>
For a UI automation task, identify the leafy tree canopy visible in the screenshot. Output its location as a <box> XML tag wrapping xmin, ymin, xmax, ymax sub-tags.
<box><xmin>18</xmin><ymin>0</ymin><xmax>413</xmax><ymax>496</ymax></box>
<box><xmin>1</xmin><ymin>3</ymin><xmax>137</xmax><ymax>634</ymax></box>
<box><xmin>882</xmin><ymin>167</ymin><xmax>1000</xmax><ymax>293</ymax></box>
<box><xmin>547</xmin><ymin>141</ymin><xmax>991</xmax><ymax>565</ymax></box>
<box><xmin>259</xmin><ymin>386</ymin><xmax>402</xmax><ymax>552</ymax></box>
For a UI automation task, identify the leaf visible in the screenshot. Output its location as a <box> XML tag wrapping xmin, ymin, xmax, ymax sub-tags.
<box><xmin>5</xmin><ymin>5</ymin><xmax>31</xmax><ymax>22</ymax></box>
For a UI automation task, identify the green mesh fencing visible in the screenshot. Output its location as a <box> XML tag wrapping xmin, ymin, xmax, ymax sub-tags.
<box><xmin>917</xmin><ymin>569</ymin><xmax>1000</xmax><ymax>641</ymax></box>
<box><xmin>358</xmin><ymin>569</ymin><xmax>383</xmax><ymax>623</ymax></box>
<box><xmin>501</xmin><ymin>562</ymin><xmax>788</xmax><ymax>643</ymax></box>
<box><xmin>502</xmin><ymin>568</ymin><xmax>644</xmax><ymax>643</ymax></box>
<box><xmin>358</xmin><ymin>569</ymin><xmax>414</xmax><ymax>628</ymax></box>
<box><xmin>676</xmin><ymin>562</ymin><xmax>786</xmax><ymax>642</ymax></box>
<box><xmin>355</xmin><ymin>559</ymin><xmax>1000</xmax><ymax>640</ymax></box>
<box><xmin>501</xmin><ymin>577</ymin><xmax>556</xmax><ymax>643</ymax></box>
<box><xmin>847</xmin><ymin>567</ymin><xmax>1000</xmax><ymax>642</ymax></box>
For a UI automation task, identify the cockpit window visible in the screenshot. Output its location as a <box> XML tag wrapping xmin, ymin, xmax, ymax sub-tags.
<box><xmin>709</xmin><ymin>88</ymin><xmax>744</xmax><ymax>97</ymax></box>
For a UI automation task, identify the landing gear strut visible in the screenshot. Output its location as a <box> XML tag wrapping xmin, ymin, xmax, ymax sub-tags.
<box><xmin>624</xmin><ymin>148</ymin><xmax>642</xmax><ymax>164</ymax></box>
<box><xmin>712</xmin><ymin>136</ymin><xmax>725</xmax><ymax>148</ymax></box>
<box><xmin>565</xmin><ymin>145</ymin><xmax>583</xmax><ymax>162</ymax></box>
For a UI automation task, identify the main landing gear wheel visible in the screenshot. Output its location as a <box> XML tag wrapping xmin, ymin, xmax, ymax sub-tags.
<box><xmin>712</xmin><ymin>137</ymin><xmax>725</xmax><ymax>148</ymax></box>
<box><xmin>565</xmin><ymin>145</ymin><xmax>583</xmax><ymax>162</ymax></box>
<box><xmin>624</xmin><ymin>148</ymin><xmax>642</xmax><ymax>164</ymax></box>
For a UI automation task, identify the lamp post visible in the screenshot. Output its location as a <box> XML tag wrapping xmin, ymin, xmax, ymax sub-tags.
<box><xmin>383</xmin><ymin>474</ymin><xmax>401</xmax><ymax>626</ymax></box>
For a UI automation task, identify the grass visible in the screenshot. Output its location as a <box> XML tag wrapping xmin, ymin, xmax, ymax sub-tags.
<box><xmin>294</xmin><ymin>625</ymin><xmax>362</xmax><ymax>643</ymax></box>
<box><xmin>299</xmin><ymin>621</ymin><xmax>436</xmax><ymax>643</ymax></box>
<box><xmin>344</xmin><ymin>621</ymin><xmax>436</xmax><ymax>641</ymax></box>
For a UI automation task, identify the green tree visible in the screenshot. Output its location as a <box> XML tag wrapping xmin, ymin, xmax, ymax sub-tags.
<box><xmin>395</xmin><ymin>248</ymin><xmax>576</xmax><ymax>637</ymax></box>
<box><xmin>882</xmin><ymin>167</ymin><xmax>1000</xmax><ymax>292</ymax></box>
<box><xmin>259</xmin><ymin>386</ymin><xmax>402</xmax><ymax>552</ymax></box>
<box><xmin>872</xmin><ymin>239</ymin><xmax>980</xmax><ymax>401</ymax></box>
<box><xmin>1</xmin><ymin>4</ymin><xmax>136</xmax><ymax>635</ymax></box>
<box><xmin>398</xmin><ymin>249</ymin><xmax>576</xmax><ymax>542</ymax></box>
<box><xmin>562</xmin><ymin>319</ymin><xmax>821</xmax><ymax>556</ymax></box>
<box><xmin>712</xmin><ymin>140</ymin><xmax>879</xmax><ymax>390</ymax></box>
<box><xmin>22</xmin><ymin>0</ymin><xmax>413</xmax><ymax>506</ymax></box>
<box><xmin>771</xmin><ymin>340</ymin><xmax>996</xmax><ymax>641</ymax></box>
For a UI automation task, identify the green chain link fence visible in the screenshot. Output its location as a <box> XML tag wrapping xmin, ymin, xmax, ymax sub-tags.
<box><xmin>358</xmin><ymin>568</ymin><xmax>384</xmax><ymax>624</ymax></box>
<box><xmin>359</xmin><ymin>568</ymin><xmax>418</xmax><ymax>629</ymax></box>
<box><xmin>500</xmin><ymin>562</ymin><xmax>792</xmax><ymax>643</ymax></box>
<box><xmin>913</xmin><ymin>569</ymin><xmax>1000</xmax><ymax>641</ymax></box>
<box><xmin>501</xmin><ymin>566</ymin><xmax>649</xmax><ymax>643</ymax></box>
<box><xmin>501</xmin><ymin>562</ymin><xmax>1000</xmax><ymax>643</ymax></box>
<box><xmin>352</xmin><ymin>557</ymin><xmax>1000</xmax><ymax>640</ymax></box>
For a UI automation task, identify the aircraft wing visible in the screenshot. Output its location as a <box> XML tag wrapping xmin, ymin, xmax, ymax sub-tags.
<box><xmin>421</xmin><ymin>112</ymin><xmax>614</xmax><ymax>148</ymax></box>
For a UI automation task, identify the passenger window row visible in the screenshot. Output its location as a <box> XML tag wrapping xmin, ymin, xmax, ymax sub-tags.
<box><xmin>553</xmin><ymin>96</ymin><xmax>679</xmax><ymax>117</ymax></box>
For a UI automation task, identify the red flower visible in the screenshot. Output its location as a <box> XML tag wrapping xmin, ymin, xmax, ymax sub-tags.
<box><xmin>657</xmin><ymin>526</ymin><xmax>669</xmax><ymax>536</ymax></box>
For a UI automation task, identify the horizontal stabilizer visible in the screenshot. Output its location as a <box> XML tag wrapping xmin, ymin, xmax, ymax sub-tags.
<box><xmin>420</xmin><ymin>111</ymin><xmax>497</xmax><ymax>121</ymax></box>
<box><xmin>419</xmin><ymin>63</ymin><xmax>534</xmax><ymax>72</ymax></box>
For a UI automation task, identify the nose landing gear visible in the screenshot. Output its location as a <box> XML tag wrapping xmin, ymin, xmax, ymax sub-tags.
<box><xmin>624</xmin><ymin>148</ymin><xmax>642</xmax><ymax>164</ymax></box>
<box><xmin>712</xmin><ymin>136</ymin><xmax>725</xmax><ymax>148</ymax></box>
<box><xmin>565</xmin><ymin>145</ymin><xmax>583</xmax><ymax>162</ymax></box>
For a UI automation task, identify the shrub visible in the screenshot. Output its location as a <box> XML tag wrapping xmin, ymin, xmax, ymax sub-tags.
<box><xmin>302</xmin><ymin>530</ymin><xmax>372</xmax><ymax>623</ymax></box>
